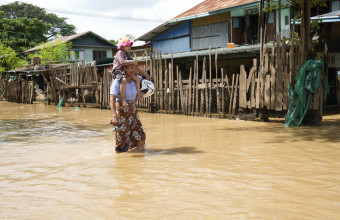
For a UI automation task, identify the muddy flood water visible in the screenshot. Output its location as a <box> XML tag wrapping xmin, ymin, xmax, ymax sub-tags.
<box><xmin>1</xmin><ymin>101</ymin><xmax>340</xmax><ymax>219</ymax></box>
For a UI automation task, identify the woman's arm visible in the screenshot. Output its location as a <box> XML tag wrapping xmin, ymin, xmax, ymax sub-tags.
<box><xmin>110</xmin><ymin>94</ymin><xmax>119</xmax><ymax>126</ymax></box>
<box><xmin>137</xmin><ymin>66</ymin><xmax>150</xmax><ymax>80</ymax></box>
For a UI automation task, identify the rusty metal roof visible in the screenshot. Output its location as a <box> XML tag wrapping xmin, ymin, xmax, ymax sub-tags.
<box><xmin>173</xmin><ymin>0</ymin><xmax>259</xmax><ymax>20</ymax></box>
<box><xmin>136</xmin><ymin>0</ymin><xmax>259</xmax><ymax>42</ymax></box>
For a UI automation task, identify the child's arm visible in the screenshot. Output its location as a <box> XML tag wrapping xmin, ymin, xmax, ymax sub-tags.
<box><xmin>136</xmin><ymin>66</ymin><xmax>150</xmax><ymax>80</ymax></box>
<box><xmin>116</xmin><ymin>51</ymin><xmax>135</xmax><ymax>66</ymax></box>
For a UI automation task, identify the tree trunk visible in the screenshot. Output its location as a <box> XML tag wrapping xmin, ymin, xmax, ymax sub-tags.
<box><xmin>304</xmin><ymin>0</ymin><xmax>312</xmax><ymax>56</ymax></box>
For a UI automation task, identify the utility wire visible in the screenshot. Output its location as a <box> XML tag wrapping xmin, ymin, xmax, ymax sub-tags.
<box><xmin>0</xmin><ymin>0</ymin><xmax>166</xmax><ymax>23</ymax></box>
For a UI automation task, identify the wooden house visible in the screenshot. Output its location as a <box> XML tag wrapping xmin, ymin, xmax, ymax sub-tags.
<box><xmin>136</xmin><ymin>0</ymin><xmax>293</xmax><ymax>76</ymax></box>
<box><xmin>24</xmin><ymin>31</ymin><xmax>115</xmax><ymax>62</ymax></box>
<box><xmin>137</xmin><ymin>0</ymin><xmax>292</xmax><ymax>52</ymax></box>
<box><xmin>312</xmin><ymin>9</ymin><xmax>340</xmax><ymax>105</ymax></box>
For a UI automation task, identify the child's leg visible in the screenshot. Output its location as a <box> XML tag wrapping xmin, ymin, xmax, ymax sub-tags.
<box><xmin>120</xmin><ymin>78</ymin><xmax>128</xmax><ymax>106</ymax></box>
<box><xmin>132</xmin><ymin>75</ymin><xmax>142</xmax><ymax>102</ymax></box>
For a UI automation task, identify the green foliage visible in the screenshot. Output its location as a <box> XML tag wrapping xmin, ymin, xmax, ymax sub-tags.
<box><xmin>125</xmin><ymin>34</ymin><xmax>135</xmax><ymax>41</ymax></box>
<box><xmin>0</xmin><ymin>42</ymin><xmax>27</xmax><ymax>75</ymax></box>
<box><xmin>0</xmin><ymin>1</ymin><xmax>76</xmax><ymax>54</ymax></box>
<box><xmin>28</xmin><ymin>38</ymin><xmax>72</xmax><ymax>63</ymax></box>
<box><xmin>109</xmin><ymin>39</ymin><xmax>118</xmax><ymax>46</ymax></box>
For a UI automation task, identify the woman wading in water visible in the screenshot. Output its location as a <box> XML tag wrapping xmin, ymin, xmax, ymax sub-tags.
<box><xmin>110</xmin><ymin>61</ymin><xmax>150</xmax><ymax>153</ymax></box>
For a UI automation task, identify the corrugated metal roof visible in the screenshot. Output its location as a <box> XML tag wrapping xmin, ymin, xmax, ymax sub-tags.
<box><xmin>311</xmin><ymin>10</ymin><xmax>340</xmax><ymax>23</ymax></box>
<box><xmin>136</xmin><ymin>0</ymin><xmax>259</xmax><ymax>42</ymax></box>
<box><xmin>173</xmin><ymin>0</ymin><xmax>258</xmax><ymax>20</ymax></box>
<box><xmin>24</xmin><ymin>31</ymin><xmax>114</xmax><ymax>53</ymax></box>
<box><xmin>312</xmin><ymin>10</ymin><xmax>340</xmax><ymax>19</ymax></box>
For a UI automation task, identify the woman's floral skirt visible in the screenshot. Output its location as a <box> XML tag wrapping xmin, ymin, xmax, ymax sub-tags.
<box><xmin>115</xmin><ymin>100</ymin><xmax>146</xmax><ymax>153</ymax></box>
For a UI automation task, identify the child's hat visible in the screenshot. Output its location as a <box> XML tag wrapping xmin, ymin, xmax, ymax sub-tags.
<box><xmin>117</xmin><ymin>36</ymin><xmax>133</xmax><ymax>50</ymax></box>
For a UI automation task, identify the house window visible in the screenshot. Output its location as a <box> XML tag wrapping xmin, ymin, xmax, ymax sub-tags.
<box><xmin>233</xmin><ymin>17</ymin><xmax>240</xmax><ymax>28</ymax></box>
<box><xmin>70</xmin><ymin>50</ymin><xmax>84</xmax><ymax>60</ymax></box>
<box><xmin>93</xmin><ymin>50</ymin><xmax>107</xmax><ymax>60</ymax></box>
<box><xmin>285</xmin><ymin>15</ymin><xmax>289</xmax><ymax>26</ymax></box>
<box><xmin>268</xmin><ymin>12</ymin><xmax>274</xmax><ymax>23</ymax></box>
<box><xmin>332</xmin><ymin>0</ymin><xmax>340</xmax><ymax>12</ymax></box>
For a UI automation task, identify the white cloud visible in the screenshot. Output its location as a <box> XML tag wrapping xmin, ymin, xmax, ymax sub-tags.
<box><xmin>2</xmin><ymin>0</ymin><xmax>204</xmax><ymax>43</ymax></box>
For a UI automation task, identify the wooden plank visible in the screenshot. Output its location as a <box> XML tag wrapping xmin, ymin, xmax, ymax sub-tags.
<box><xmin>171</xmin><ymin>50</ymin><xmax>174</xmax><ymax>113</ymax></box>
<box><xmin>188</xmin><ymin>67</ymin><xmax>192</xmax><ymax>115</ymax></box>
<box><xmin>264</xmin><ymin>74</ymin><xmax>271</xmax><ymax>108</ymax></box>
<box><xmin>250</xmin><ymin>74</ymin><xmax>256</xmax><ymax>108</ymax></box>
<box><xmin>270</xmin><ymin>44</ymin><xmax>276</xmax><ymax>110</ymax></box>
<box><xmin>204</xmin><ymin>57</ymin><xmax>209</xmax><ymax>116</ymax></box>
<box><xmin>165</xmin><ymin>59</ymin><xmax>169</xmax><ymax>112</ymax></box>
<box><xmin>100</xmin><ymin>75</ymin><xmax>103</xmax><ymax>109</ymax></box>
<box><xmin>275</xmin><ymin>33</ymin><xmax>283</xmax><ymax>111</ymax></box>
<box><xmin>209</xmin><ymin>48</ymin><xmax>212</xmax><ymax>117</ymax></box>
<box><xmin>176</xmin><ymin>65</ymin><xmax>180</xmax><ymax>113</ymax></box>
<box><xmin>202</xmin><ymin>57</ymin><xmax>207</xmax><ymax>115</ymax></box>
<box><xmin>229</xmin><ymin>74</ymin><xmax>235</xmax><ymax>115</ymax></box>
<box><xmin>281</xmin><ymin>37</ymin><xmax>286</xmax><ymax>72</ymax></box>
<box><xmin>256</xmin><ymin>76</ymin><xmax>260</xmax><ymax>109</ymax></box>
<box><xmin>55</xmin><ymin>77</ymin><xmax>69</xmax><ymax>87</ymax></box>
<box><xmin>221</xmin><ymin>68</ymin><xmax>225</xmax><ymax>113</ymax></box>
<box><xmin>195</xmin><ymin>58</ymin><xmax>199</xmax><ymax>115</ymax></box>
<box><xmin>264</xmin><ymin>44</ymin><xmax>269</xmax><ymax>75</ymax></box>
<box><xmin>179</xmin><ymin>71</ymin><xmax>184</xmax><ymax>114</ymax></box>
<box><xmin>239</xmin><ymin>65</ymin><xmax>247</xmax><ymax>108</ymax></box>
<box><xmin>215</xmin><ymin>47</ymin><xmax>220</xmax><ymax>114</ymax></box>
<box><xmin>159</xmin><ymin>51</ymin><xmax>163</xmax><ymax>111</ymax></box>
<box><xmin>283</xmin><ymin>71</ymin><xmax>289</xmax><ymax>110</ymax></box>
<box><xmin>199</xmin><ymin>64</ymin><xmax>204</xmax><ymax>116</ymax></box>
<box><xmin>225</xmin><ymin>74</ymin><xmax>231</xmax><ymax>98</ymax></box>
<box><xmin>232</xmin><ymin>74</ymin><xmax>239</xmax><ymax>115</ymax></box>
<box><xmin>246</xmin><ymin>59</ymin><xmax>257</xmax><ymax>93</ymax></box>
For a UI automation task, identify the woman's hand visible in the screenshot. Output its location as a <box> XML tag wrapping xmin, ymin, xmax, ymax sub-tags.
<box><xmin>110</xmin><ymin>116</ymin><xmax>119</xmax><ymax>126</ymax></box>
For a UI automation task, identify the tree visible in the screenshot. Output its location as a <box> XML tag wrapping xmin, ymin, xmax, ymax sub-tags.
<box><xmin>27</xmin><ymin>38</ymin><xmax>72</xmax><ymax>63</ymax></box>
<box><xmin>0</xmin><ymin>1</ymin><xmax>76</xmax><ymax>54</ymax></box>
<box><xmin>0</xmin><ymin>42</ymin><xmax>26</xmax><ymax>75</ymax></box>
<box><xmin>109</xmin><ymin>39</ymin><xmax>118</xmax><ymax>46</ymax></box>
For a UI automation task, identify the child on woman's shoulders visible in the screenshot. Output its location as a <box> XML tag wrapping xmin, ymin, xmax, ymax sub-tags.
<box><xmin>112</xmin><ymin>36</ymin><xmax>142</xmax><ymax>106</ymax></box>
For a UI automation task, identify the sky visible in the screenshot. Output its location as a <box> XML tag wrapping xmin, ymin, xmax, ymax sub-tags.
<box><xmin>0</xmin><ymin>0</ymin><xmax>205</xmax><ymax>45</ymax></box>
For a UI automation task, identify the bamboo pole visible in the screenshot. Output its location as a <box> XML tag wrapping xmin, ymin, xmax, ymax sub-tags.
<box><xmin>171</xmin><ymin>50</ymin><xmax>174</xmax><ymax>113</ymax></box>
<box><xmin>195</xmin><ymin>56</ymin><xmax>199</xmax><ymax>116</ymax></box>
<box><xmin>176</xmin><ymin>65</ymin><xmax>180</xmax><ymax>113</ymax></box>
<box><xmin>209</xmin><ymin>47</ymin><xmax>212</xmax><ymax>117</ymax></box>
<box><xmin>204</xmin><ymin>57</ymin><xmax>209</xmax><ymax>116</ymax></box>
<box><xmin>232</xmin><ymin>74</ymin><xmax>239</xmax><ymax>115</ymax></box>
<box><xmin>188</xmin><ymin>67</ymin><xmax>192</xmax><ymax>115</ymax></box>
<box><xmin>159</xmin><ymin>50</ymin><xmax>163</xmax><ymax>111</ymax></box>
<box><xmin>229</xmin><ymin>74</ymin><xmax>235</xmax><ymax>115</ymax></box>
<box><xmin>221</xmin><ymin>68</ymin><xmax>225</xmax><ymax>113</ymax></box>
<box><xmin>165</xmin><ymin>59</ymin><xmax>169</xmax><ymax>113</ymax></box>
<box><xmin>215</xmin><ymin>47</ymin><xmax>219</xmax><ymax>114</ymax></box>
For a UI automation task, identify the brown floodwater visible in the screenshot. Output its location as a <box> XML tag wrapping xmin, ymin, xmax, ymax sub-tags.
<box><xmin>0</xmin><ymin>101</ymin><xmax>340</xmax><ymax>219</ymax></box>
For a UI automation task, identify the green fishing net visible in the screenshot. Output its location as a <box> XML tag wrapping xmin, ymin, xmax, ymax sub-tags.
<box><xmin>285</xmin><ymin>60</ymin><xmax>330</xmax><ymax>127</ymax></box>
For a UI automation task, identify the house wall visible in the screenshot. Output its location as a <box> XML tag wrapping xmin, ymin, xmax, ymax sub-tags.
<box><xmin>277</xmin><ymin>8</ymin><xmax>291</xmax><ymax>38</ymax></box>
<box><xmin>191</xmin><ymin>13</ymin><xmax>230</xmax><ymax>51</ymax></box>
<box><xmin>152</xmin><ymin>21</ymin><xmax>191</xmax><ymax>54</ymax></box>
<box><xmin>72</xmin><ymin>48</ymin><xmax>113</xmax><ymax>61</ymax></box>
<box><xmin>231</xmin><ymin>9</ymin><xmax>245</xmax><ymax>17</ymax></box>
<box><xmin>192</xmin><ymin>11</ymin><xmax>230</xmax><ymax>26</ymax></box>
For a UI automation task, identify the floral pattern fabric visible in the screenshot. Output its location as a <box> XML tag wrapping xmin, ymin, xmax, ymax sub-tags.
<box><xmin>115</xmin><ymin>100</ymin><xmax>145</xmax><ymax>152</ymax></box>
